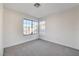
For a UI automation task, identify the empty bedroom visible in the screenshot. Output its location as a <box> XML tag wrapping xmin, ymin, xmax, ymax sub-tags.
<box><xmin>0</xmin><ymin>3</ymin><xmax>79</xmax><ymax>56</ymax></box>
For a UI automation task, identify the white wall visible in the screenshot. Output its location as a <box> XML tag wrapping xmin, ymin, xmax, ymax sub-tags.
<box><xmin>0</xmin><ymin>4</ymin><xmax>3</xmax><ymax>56</ymax></box>
<box><xmin>40</xmin><ymin>6</ymin><xmax>79</xmax><ymax>50</ymax></box>
<box><xmin>4</xmin><ymin>8</ymin><xmax>39</xmax><ymax>48</ymax></box>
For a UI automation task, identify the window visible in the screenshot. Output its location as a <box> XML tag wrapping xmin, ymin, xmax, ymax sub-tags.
<box><xmin>23</xmin><ymin>19</ymin><xmax>38</xmax><ymax>35</ymax></box>
<box><xmin>32</xmin><ymin>21</ymin><xmax>38</xmax><ymax>34</ymax></box>
<box><xmin>40</xmin><ymin>21</ymin><xmax>46</xmax><ymax>33</ymax></box>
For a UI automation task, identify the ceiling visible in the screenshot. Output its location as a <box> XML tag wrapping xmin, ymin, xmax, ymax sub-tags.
<box><xmin>4</xmin><ymin>3</ymin><xmax>79</xmax><ymax>18</ymax></box>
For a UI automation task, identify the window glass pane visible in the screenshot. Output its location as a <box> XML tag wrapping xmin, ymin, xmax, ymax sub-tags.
<box><xmin>33</xmin><ymin>21</ymin><xmax>38</xmax><ymax>34</ymax></box>
<box><xmin>23</xmin><ymin>19</ymin><xmax>38</xmax><ymax>35</ymax></box>
<box><xmin>23</xmin><ymin>19</ymin><xmax>32</xmax><ymax>35</ymax></box>
<box><xmin>40</xmin><ymin>21</ymin><xmax>46</xmax><ymax>33</ymax></box>
<box><xmin>23</xmin><ymin>20</ymin><xmax>27</xmax><ymax>35</ymax></box>
<box><xmin>26</xmin><ymin>20</ymin><xmax>32</xmax><ymax>35</ymax></box>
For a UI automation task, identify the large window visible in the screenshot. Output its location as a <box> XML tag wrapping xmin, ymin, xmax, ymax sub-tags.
<box><xmin>23</xmin><ymin>19</ymin><xmax>38</xmax><ymax>35</ymax></box>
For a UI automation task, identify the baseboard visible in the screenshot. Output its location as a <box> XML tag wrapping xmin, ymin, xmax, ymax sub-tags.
<box><xmin>4</xmin><ymin>38</ymin><xmax>38</xmax><ymax>48</ymax></box>
<box><xmin>40</xmin><ymin>38</ymin><xmax>79</xmax><ymax>51</ymax></box>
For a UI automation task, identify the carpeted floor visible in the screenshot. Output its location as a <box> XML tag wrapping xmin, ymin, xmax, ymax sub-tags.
<box><xmin>3</xmin><ymin>39</ymin><xmax>79</xmax><ymax>56</ymax></box>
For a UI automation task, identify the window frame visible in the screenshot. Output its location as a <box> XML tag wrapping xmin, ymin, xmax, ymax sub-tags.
<box><xmin>23</xmin><ymin>18</ymin><xmax>38</xmax><ymax>36</ymax></box>
<box><xmin>39</xmin><ymin>20</ymin><xmax>46</xmax><ymax>34</ymax></box>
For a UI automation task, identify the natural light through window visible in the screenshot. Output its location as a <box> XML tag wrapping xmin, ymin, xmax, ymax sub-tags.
<box><xmin>40</xmin><ymin>21</ymin><xmax>46</xmax><ymax>33</ymax></box>
<box><xmin>23</xmin><ymin>19</ymin><xmax>38</xmax><ymax>35</ymax></box>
